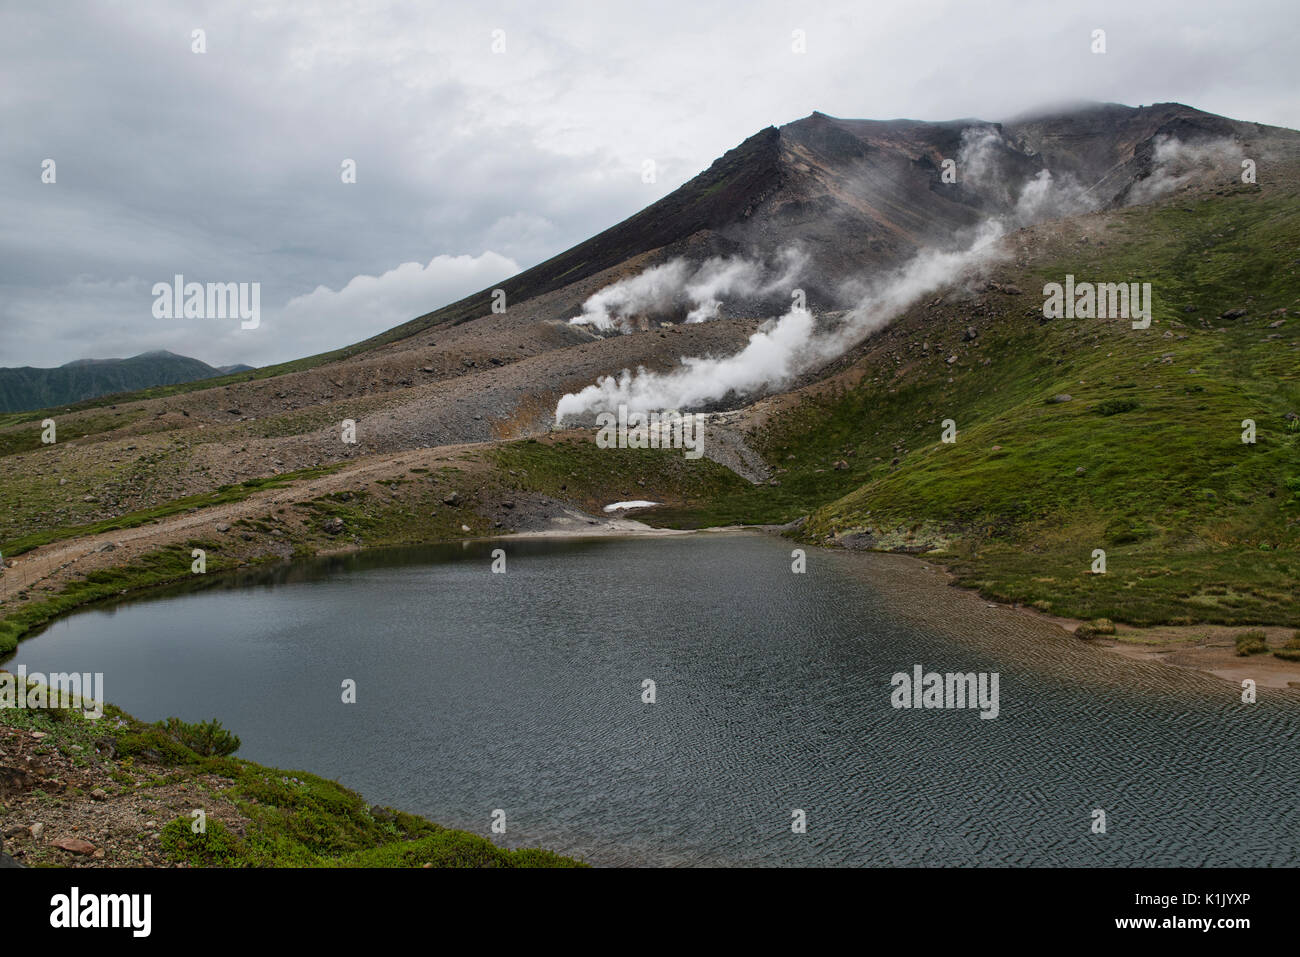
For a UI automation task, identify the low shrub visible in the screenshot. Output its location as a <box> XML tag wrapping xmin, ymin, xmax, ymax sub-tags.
<box><xmin>157</xmin><ymin>717</ymin><xmax>241</xmax><ymax>757</ymax></box>
<box><xmin>1235</xmin><ymin>630</ymin><xmax>1269</xmax><ymax>656</ymax></box>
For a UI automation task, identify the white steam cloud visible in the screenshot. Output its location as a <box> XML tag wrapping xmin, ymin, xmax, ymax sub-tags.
<box><xmin>569</xmin><ymin>247</ymin><xmax>807</xmax><ymax>330</ymax></box>
<box><xmin>555</xmin><ymin>222</ymin><xmax>1005</xmax><ymax>421</ymax></box>
<box><xmin>958</xmin><ymin>125</ymin><xmax>1100</xmax><ymax>224</ymax></box>
<box><xmin>957</xmin><ymin>126</ymin><xmax>1015</xmax><ymax>206</ymax></box>
<box><xmin>555</xmin><ymin>124</ymin><xmax>1206</xmax><ymax>424</ymax></box>
<box><xmin>1126</xmin><ymin>135</ymin><xmax>1244</xmax><ymax>205</ymax></box>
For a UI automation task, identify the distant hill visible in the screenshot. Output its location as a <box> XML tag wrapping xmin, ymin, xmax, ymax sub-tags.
<box><xmin>0</xmin><ymin>351</ymin><xmax>255</xmax><ymax>412</ymax></box>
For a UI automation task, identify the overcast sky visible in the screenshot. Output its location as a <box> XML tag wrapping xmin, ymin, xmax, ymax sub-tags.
<box><xmin>2</xmin><ymin>0</ymin><xmax>1295</xmax><ymax>368</ymax></box>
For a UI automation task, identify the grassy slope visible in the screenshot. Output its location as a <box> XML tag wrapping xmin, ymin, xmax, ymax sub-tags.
<box><xmin>640</xmin><ymin>182</ymin><xmax>1300</xmax><ymax>626</ymax></box>
<box><xmin>0</xmin><ymin>701</ymin><xmax>582</xmax><ymax>868</ymax></box>
<box><xmin>5</xmin><ymin>184</ymin><xmax>1294</xmax><ymax>639</ymax></box>
<box><xmin>0</xmin><ymin>464</ymin><xmax>343</xmax><ymax>558</ymax></box>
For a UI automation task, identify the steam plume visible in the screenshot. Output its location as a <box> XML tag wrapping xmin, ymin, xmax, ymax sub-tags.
<box><xmin>556</xmin><ymin>222</ymin><xmax>1005</xmax><ymax>420</ymax></box>
<box><xmin>569</xmin><ymin>247</ymin><xmax>807</xmax><ymax>331</ymax></box>
<box><xmin>1126</xmin><ymin>135</ymin><xmax>1244</xmax><ymax>205</ymax></box>
<box><xmin>555</xmin><ymin>124</ymin><xmax>1208</xmax><ymax>424</ymax></box>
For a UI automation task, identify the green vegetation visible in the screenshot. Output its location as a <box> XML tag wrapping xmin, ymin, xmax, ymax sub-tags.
<box><xmin>155</xmin><ymin>717</ymin><xmax>242</xmax><ymax>757</ymax></box>
<box><xmin>1075</xmin><ymin>618</ymin><xmax>1117</xmax><ymax>639</ymax></box>
<box><xmin>1095</xmin><ymin>398</ymin><xmax>1141</xmax><ymax>416</ymax></box>
<box><xmin>0</xmin><ymin>409</ymin><xmax>148</xmax><ymax>457</ymax></box>
<box><xmin>1275</xmin><ymin>632</ymin><xmax>1300</xmax><ymax>662</ymax></box>
<box><xmin>0</xmin><ymin>463</ymin><xmax>342</xmax><ymax>557</ymax></box>
<box><xmin>0</xmin><ymin>700</ymin><xmax>583</xmax><ymax>868</ymax></box>
<box><xmin>1235</xmin><ymin>629</ymin><xmax>1270</xmax><ymax>656</ymax></box>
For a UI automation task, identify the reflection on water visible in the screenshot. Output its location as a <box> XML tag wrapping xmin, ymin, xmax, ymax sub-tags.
<box><xmin>7</xmin><ymin>532</ymin><xmax>1298</xmax><ymax>866</ymax></box>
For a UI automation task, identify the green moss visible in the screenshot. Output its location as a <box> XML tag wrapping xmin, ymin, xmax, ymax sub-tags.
<box><xmin>333</xmin><ymin>832</ymin><xmax>585</xmax><ymax>868</ymax></box>
<box><xmin>160</xmin><ymin>818</ymin><xmax>248</xmax><ymax>866</ymax></box>
<box><xmin>1095</xmin><ymin>398</ymin><xmax>1141</xmax><ymax>416</ymax></box>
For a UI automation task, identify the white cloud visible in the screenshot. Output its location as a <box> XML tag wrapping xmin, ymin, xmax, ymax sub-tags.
<box><xmin>272</xmin><ymin>251</ymin><xmax>520</xmax><ymax>354</ymax></box>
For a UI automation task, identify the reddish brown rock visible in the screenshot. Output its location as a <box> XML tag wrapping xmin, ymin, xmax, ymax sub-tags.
<box><xmin>53</xmin><ymin>837</ymin><xmax>95</xmax><ymax>855</ymax></box>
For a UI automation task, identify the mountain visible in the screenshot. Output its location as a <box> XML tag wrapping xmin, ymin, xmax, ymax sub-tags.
<box><xmin>1</xmin><ymin>100</ymin><xmax>1297</xmax><ymax>644</ymax></box>
<box><xmin>329</xmin><ymin>101</ymin><xmax>1288</xmax><ymax>347</ymax></box>
<box><xmin>0</xmin><ymin>351</ymin><xmax>254</xmax><ymax>413</ymax></box>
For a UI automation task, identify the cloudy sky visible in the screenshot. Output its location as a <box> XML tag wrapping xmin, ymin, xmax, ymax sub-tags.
<box><xmin>2</xmin><ymin>0</ymin><xmax>1295</xmax><ymax>369</ymax></box>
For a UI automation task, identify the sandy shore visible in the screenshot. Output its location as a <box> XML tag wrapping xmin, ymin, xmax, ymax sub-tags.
<box><xmin>892</xmin><ymin>553</ymin><xmax>1300</xmax><ymax>691</ymax></box>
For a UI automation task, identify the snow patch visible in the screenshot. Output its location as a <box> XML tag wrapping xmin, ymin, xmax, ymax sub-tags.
<box><xmin>602</xmin><ymin>500</ymin><xmax>660</xmax><ymax>513</ymax></box>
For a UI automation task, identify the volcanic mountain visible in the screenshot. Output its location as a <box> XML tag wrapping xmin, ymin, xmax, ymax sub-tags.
<box><xmin>1</xmin><ymin>100</ymin><xmax>1298</xmax><ymax>654</ymax></box>
<box><xmin>364</xmin><ymin>100</ymin><xmax>1286</xmax><ymax>330</ymax></box>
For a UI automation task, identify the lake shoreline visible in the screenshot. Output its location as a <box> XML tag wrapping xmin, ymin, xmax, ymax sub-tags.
<box><xmin>11</xmin><ymin>529</ymin><xmax>1299</xmax><ymax>869</ymax></box>
<box><xmin>821</xmin><ymin>541</ymin><xmax>1300</xmax><ymax>692</ymax></box>
<box><xmin>500</xmin><ymin>514</ymin><xmax>1300</xmax><ymax>692</ymax></box>
<box><xmin>4</xmin><ymin>496</ymin><xmax>1298</xmax><ymax>693</ymax></box>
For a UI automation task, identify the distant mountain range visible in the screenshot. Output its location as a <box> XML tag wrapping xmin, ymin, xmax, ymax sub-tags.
<box><xmin>0</xmin><ymin>351</ymin><xmax>254</xmax><ymax>412</ymax></box>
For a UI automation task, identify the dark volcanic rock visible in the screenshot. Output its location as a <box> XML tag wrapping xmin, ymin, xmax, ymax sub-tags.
<box><xmin>0</xmin><ymin>834</ymin><xmax>23</xmax><ymax>868</ymax></box>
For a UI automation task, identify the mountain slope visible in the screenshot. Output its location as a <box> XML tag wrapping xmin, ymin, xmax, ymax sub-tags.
<box><xmin>0</xmin><ymin>351</ymin><xmax>252</xmax><ymax>413</ymax></box>
<box><xmin>0</xmin><ymin>101</ymin><xmax>1297</xmax><ymax>639</ymax></box>
<box><xmin>649</xmin><ymin>178</ymin><xmax>1300</xmax><ymax>625</ymax></box>
<box><xmin>8</xmin><ymin>101</ymin><xmax>1287</xmax><ymax>421</ymax></box>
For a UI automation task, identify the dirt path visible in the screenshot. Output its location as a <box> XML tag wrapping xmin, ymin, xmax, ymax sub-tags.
<box><xmin>0</xmin><ymin>443</ymin><xmax>488</xmax><ymax>605</ymax></box>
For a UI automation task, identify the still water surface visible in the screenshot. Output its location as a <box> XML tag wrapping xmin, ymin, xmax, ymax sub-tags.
<box><xmin>7</xmin><ymin>532</ymin><xmax>1297</xmax><ymax>866</ymax></box>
